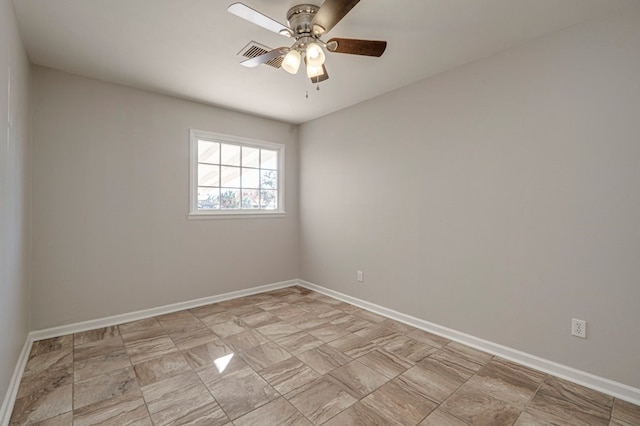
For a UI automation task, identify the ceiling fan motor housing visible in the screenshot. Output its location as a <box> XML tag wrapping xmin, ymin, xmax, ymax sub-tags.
<box><xmin>286</xmin><ymin>4</ymin><xmax>320</xmax><ymax>37</ymax></box>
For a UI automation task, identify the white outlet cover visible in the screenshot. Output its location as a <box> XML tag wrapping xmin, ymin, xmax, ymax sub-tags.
<box><xmin>572</xmin><ymin>318</ymin><xmax>587</xmax><ymax>338</ymax></box>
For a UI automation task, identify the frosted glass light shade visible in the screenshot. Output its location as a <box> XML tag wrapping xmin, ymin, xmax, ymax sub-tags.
<box><xmin>282</xmin><ymin>50</ymin><xmax>301</xmax><ymax>74</ymax></box>
<box><xmin>307</xmin><ymin>63</ymin><xmax>324</xmax><ymax>79</ymax></box>
<box><xmin>305</xmin><ymin>42</ymin><xmax>325</xmax><ymax>67</ymax></box>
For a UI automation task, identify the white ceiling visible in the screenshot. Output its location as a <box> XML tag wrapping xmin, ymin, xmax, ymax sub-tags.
<box><xmin>12</xmin><ymin>0</ymin><xmax>634</xmax><ymax>124</ymax></box>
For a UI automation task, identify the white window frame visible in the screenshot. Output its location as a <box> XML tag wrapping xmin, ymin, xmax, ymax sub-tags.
<box><xmin>189</xmin><ymin>129</ymin><xmax>286</xmax><ymax>219</ymax></box>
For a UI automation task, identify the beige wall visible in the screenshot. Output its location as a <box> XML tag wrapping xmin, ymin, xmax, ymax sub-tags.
<box><xmin>299</xmin><ymin>6</ymin><xmax>640</xmax><ymax>388</ymax></box>
<box><xmin>31</xmin><ymin>67</ymin><xmax>299</xmax><ymax>329</ymax></box>
<box><xmin>0</xmin><ymin>0</ymin><xmax>31</xmax><ymax>407</ymax></box>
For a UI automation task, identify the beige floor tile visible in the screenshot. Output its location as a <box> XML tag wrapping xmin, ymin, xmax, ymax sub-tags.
<box><xmin>141</xmin><ymin>370</ymin><xmax>217</xmax><ymax>426</ymax></box>
<box><xmin>259</xmin><ymin>357</ymin><xmax>320</xmax><ymax>394</ymax></box>
<box><xmin>327</xmin><ymin>333</ymin><xmax>378</xmax><ymax>358</ymax></box>
<box><xmin>255</xmin><ymin>301</ymin><xmax>290</xmax><ymax>311</ymax></box>
<box><xmin>10</xmin><ymin>384</ymin><xmax>73</xmax><ymax>425</ymax></box>
<box><xmin>322</xmin><ymin>401</ymin><xmax>395</xmax><ymax>426</ymax></box>
<box><xmin>17</xmin><ymin>364</ymin><xmax>72</xmax><ymax>399</ymax></box>
<box><xmin>535</xmin><ymin>376</ymin><xmax>613</xmax><ymax>420</ymax></box>
<box><xmin>196</xmin><ymin>353</ymin><xmax>248</xmax><ymax>386</ymax></box>
<box><xmin>287</xmin><ymin>376</ymin><xmax>358</xmax><ymax>425</ymax></box>
<box><xmin>328</xmin><ymin>314</ymin><xmax>372</xmax><ymax>333</ymax></box>
<box><xmin>169</xmin><ymin>325</ymin><xmax>220</xmax><ymax>350</ymax></box>
<box><xmin>357</xmin><ymin>348</ymin><xmax>413</xmax><ymax>379</ymax></box>
<box><xmin>222</xmin><ymin>329</ymin><xmax>270</xmax><ymax>352</ymax></box>
<box><xmin>206</xmin><ymin>365</ymin><xmax>279</xmax><ymax>420</ymax></box>
<box><xmin>275</xmin><ymin>331</ymin><xmax>324</xmax><ymax>355</ymax></box>
<box><xmin>612</xmin><ymin>399</ymin><xmax>640</xmax><ymax>425</ymax></box>
<box><xmin>74</xmin><ymin>335</ymin><xmax>125</xmax><ymax>362</ymax></box>
<box><xmin>354</xmin><ymin>323</ymin><xmax>403</xmax><ymax>346</ymax></box>
<box><xmin>240</xmin><ymin>341</ymin><xmax>292</xmax><ymax>370</ymax></box>
<box><xmin>329</xmin><ymin>360</ymin><xmax>390</xmax><ymax>398</ymax></box>
<box><xmin>189</xmin><ymin>303</ymin><xmax>227</xmax><ymax>318</ymax></box>
<box><xmin>31</xmin><ymin>411</ymin><xmax>73</xmax><ymax>426</ymax></box>
<box><xmin>118</xmin><ymin>318</ymin><xmax>167</xmax><ymax>343</ymax></box>
<box><xmin>74</xmin><ymin>348</ymin><xmax>131</xmax><ymax>382</ymax></box>
<box><xmin>440</xmin><ymin>381</ymin><xmax>523</xmax><ymax>426</ymax></box>
<box><xmin>74</xmin><ymin>326</ymin><xmax>120</xmax><ymax>346</ymax></box>
<box><xmin>208</xmin><ymin>318</ymin><xmax>252</xmax><ymax>338</ymax></box>
<box><xmin>308</xmin><ymin>323</ymin><xmax>352</xmax><ymax>343</ymax></box>
<box><xmin>416</xmin><ymin>351</ymin><xmax>476</xmax><ymax>382</ymax></box>
<box><xmin>155</xmin><ymin>310</ymin><xmax>198</xmax><ymax>327</ymax></box>
<box><xmin>161</xmin><ymin>401</ymin><xmax>229</xmax><ymax>426</ymax></box>
<box><xmin>397</xmin><ymin>362</ymin><xmax>467</xmax><ymax>403</ymax></box>
<box><xmin>420</xmin><ymin>408</ymin><xmax>469</xmax><ymax>425</ymax></box>
<box><xmin>133</xmin><ymin>351</ymin><xmax>192</xmax><ymax>387</ymax></box>
<box><xmin>29</xmin><ymin>336</ymin><xmax>73</xmax><ymax>359</ymax></box>
<box><xmin>237</xmin><ymin>310</ymin><xmax>278</xmax><ymax>328</ymax></box>
<box><xmin>467</xmin><ymin>358</ymin><xmax>545</xmax><ymax>409</ymax></box>
<box><xmin>10</xmin><ymin>287</ymin><xmax>640</xmax><ymax>426</ymax></box>
<box><xmin>406</xmin><ymin>329</ymin><xmax>450</xmax><ymax>348</ymax></box>
<box><xmin>22</xmin><ymin>348</ymin><xmax>72</xmax><ymax>379</ymax></box>
<box><xmin>353</xmin><ymin>310</ymin><xmax>387</xmax><ymax>324</ymax></box>
<box><xmin>181</xmin><ymin>339</ymin><xmax>233</xmax><ymax>369</ymax></box>
<box><xmin>296</xmin><ymin>344</ymin><xmax>352</xmax><ymax>375</ymax></box>
<box><xmin>124</xmin><ymin>335</ymin><xmax>177</xmax><ymax>365</ymax></box>
<box><xmin>522</xmin><ymin>394</ymin><xmax>610</xmax><ymax>426</ymax></box>
<box><xmin>73</xmin><ymin>366</ymin><xmax>139</xmax><ymax>410</ymax></box>
<box><xmin>433</xmin><ymin>342</ymin><xmax>493</xmax><ymax>370</ymax></box>
<box><xmin>255</xmin><ymin>321</ymin><xmax>302</xmax><ymax>340</ymax></box>
<box><xmin>199</xmin><ymin>311</ymin><xmax>239</xmax><ymax>327</ymax></box>
<box><xmin>233</xmin><ymin>397</ymin><xmax>312</xmax><ymax>426</ymax></box>
<box><xmin>72</xmin><ymin>393</ymin><xmax>151</xmax><ymax>426</ymax></box>
<box><xmin>383</xmin><ymin>335</ymin><xmax>438</xmax><ymax>363</ymax></box>
<box><xmin>361</xmin><ymin>379</ymin><xmax>437</xmax><ymax>425</ymax></box>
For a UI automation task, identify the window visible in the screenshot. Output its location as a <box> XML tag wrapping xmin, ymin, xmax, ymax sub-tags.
<box><xmin>189</xmin><ymin>130</ymin><xmax>285</xmax><ymax>218</ymax></box>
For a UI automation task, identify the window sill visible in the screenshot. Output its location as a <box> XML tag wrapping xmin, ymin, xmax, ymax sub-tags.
<box><xmin>188</xmin><ymin>211</ymin><xmax>286</xmax><ymax>220</ymax></box>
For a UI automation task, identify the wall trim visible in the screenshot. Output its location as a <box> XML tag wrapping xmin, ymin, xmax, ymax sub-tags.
<box><xmin>0</xmin><ymin>338</ymin><xmax>33</xmax><ymax>426</ymax></box>
<box><xmin>3</xmin><ymin>277</ymin><xmax>639</xmax><ymax>424</ymax></box>
<box><xmin>29</xmin><ymin>279</ymin><xmax>297</xmax><ymax>341</ymax></box>
<box><xmin>297</xmin><ymin>279</ymin><xmax>640</xmax><ymax>406</ymax></box>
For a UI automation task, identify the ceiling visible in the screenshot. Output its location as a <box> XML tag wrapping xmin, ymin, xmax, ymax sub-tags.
<box><xmin>12</xmin><ymin>0</ymin><xmax>634</xmax><ymax>124</ymax></box>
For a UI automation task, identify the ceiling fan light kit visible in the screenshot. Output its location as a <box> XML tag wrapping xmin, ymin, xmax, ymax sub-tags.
<box><xmin>228</xmin><ymin>0</ymin><xmax>387</xmax><ymax>85</ymax></box>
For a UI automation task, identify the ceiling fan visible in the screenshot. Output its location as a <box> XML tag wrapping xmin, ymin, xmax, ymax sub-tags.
<box><xmin>228</xmin><ymin>0</ymin><xmax>387</xmax><ymax>84</ymax></box>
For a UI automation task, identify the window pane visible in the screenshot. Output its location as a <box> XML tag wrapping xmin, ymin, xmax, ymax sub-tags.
<box><xmin>197</xmin><ymin>187</ymin><xmax>219</xmax><ymax>210</ymax></box>
<box><xmin>220</xmin><ymin>188</ymin><xmax>240</xmax><ymax>209</ymax></box>
<box><xmin>242</xmin><ymin>168</ymin><xmax>260</xmax><ymax>189</ymax></box>
<box><xmin>261</xmin><ymin>170</ymin><xmax>277</xmax><ymax>189</ymax></box>
<box><xmin>221</xmin><ymin>166</ymin><xmax>241</xmax><ymax>188</ymax></box>
<box><xmin>242</xmin><ymin>189</ymin><xmax>260</xmax><ymax>209</ymax></box>
<box><xmin>221</xmin><ymin>143</ymin><xmax>241</xmax><ymax>166</ymax></box>
<box><xmin>261</xmin><ymin>149</ymin><xmax>278</xmax><ymax>170</ymax></box>
<box><xmin>260</xmin><ymin>190</ymin><xmax>278</xmax><ymax>209</ymax></box>
<box><xmin>198</xmin><ymin>164</ymin><xmax>220</xmax><ymax>187</ymax></box>
<box><xmin>198</xmin><ymin>141</ymin><xmax>220</xmax><ymax>164</ymax></box>
<box><xmin>242</xmin><ymin>147</ymin><xmax>260</xmax><ymax>168</ymax></box>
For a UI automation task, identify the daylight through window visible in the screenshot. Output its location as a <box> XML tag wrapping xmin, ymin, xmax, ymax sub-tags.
<box><xmin>190</xmin><ymin>130</ymin><xmax>284</xmax><ymax>217</ymax></box>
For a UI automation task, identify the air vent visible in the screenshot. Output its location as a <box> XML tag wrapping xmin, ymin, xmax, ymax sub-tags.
<box><xmin>238</xmin><ymin>41</ymin><xmax>283</xmax><ymax>69</ymax></box>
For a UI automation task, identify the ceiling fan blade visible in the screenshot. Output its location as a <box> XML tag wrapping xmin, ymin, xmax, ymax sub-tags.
<box><xmin>228</xmin><ymin>3</ymin><xmax>293</xmax><ymax>37</ymax></box>
<box><xmin>241</xmin><ymin>47</ymin><xmax>289</xmax><ymax>68</ymax></box>
<box><xmin>311</xmin><ymin>0</ymin><xmax>360</xmax><ymax>35</ymax></box>
<box><xmin>326</xmin><ymin>38</ymin><xmax>387</xmax><ymax>57</ymax></box>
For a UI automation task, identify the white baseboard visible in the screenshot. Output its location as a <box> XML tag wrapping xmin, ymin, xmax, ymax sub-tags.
<box><xmin>3</xmin><ymin>277</ymin><xmax>638</xmax><ymax>425</ymax></box>
<box><xmin>29</xmin><ymin>279</ymin><xmax>297</xmax><ymax>341</ymax></box>
<box><xmin>0</xmin><ymin>337</ymin><xmax>33</xmax><ymax>426</ymax></box>
<box><xmin>297</xmin><ymin>279</ymin><xmax>640</xmax><ymax>406</ymax></box>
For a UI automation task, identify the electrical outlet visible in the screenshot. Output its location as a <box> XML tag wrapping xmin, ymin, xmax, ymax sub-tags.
<box><xmin>571</xmin><ymin>319</ymin><xmax>586</xmax><ymax>338</ymax></box>
<box><xmin>357</xmin><ymin>270</ymin><xmax>364</xmax><ymax>282</ymax></box>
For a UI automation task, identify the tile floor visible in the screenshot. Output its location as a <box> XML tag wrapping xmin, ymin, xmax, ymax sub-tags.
<box><xmin>9</xmin><ymin>286</ymin><xmax>640</xmax><ymax>425</ymax></box>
